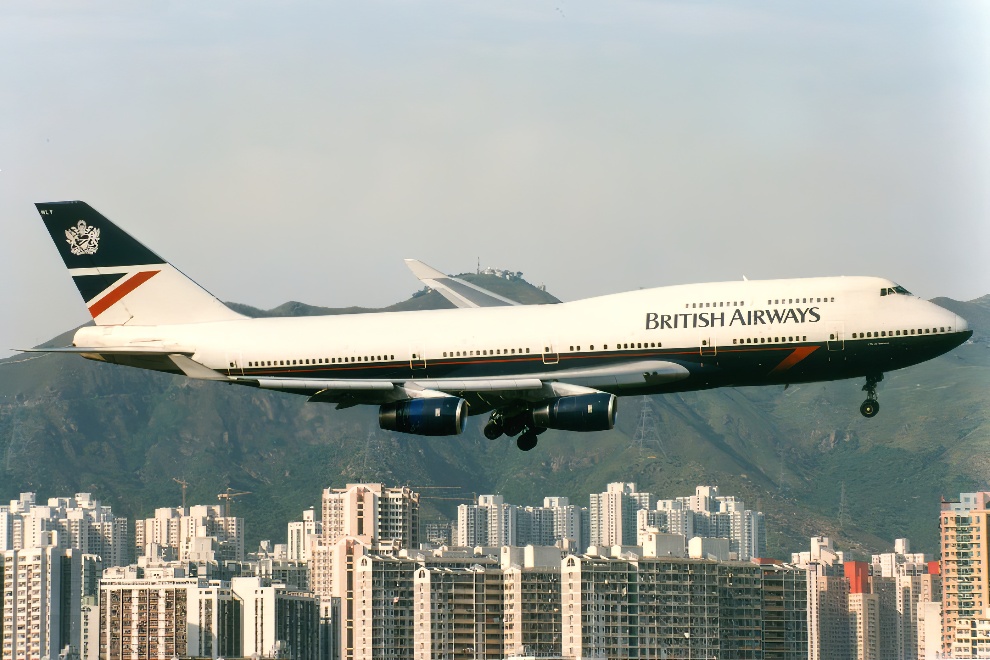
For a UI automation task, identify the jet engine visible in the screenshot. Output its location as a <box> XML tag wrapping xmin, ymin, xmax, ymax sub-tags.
<box><xmin>530</xmin><ymin>393</ymin><xmax>617</xmax><ymax>432</ymax></box>
<box><xmin>379</xmin><ymin>397</ymin><xmax>468</xmax><ymax>436</ymax></box>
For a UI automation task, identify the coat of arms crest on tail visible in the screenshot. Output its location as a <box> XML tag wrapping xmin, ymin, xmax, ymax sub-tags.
<box><xmin>65</xmin><ymin>220</ymin><xmax>100</xmax><ymax>255</ymax></box>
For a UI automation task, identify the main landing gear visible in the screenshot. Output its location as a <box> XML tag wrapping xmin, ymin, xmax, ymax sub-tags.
<box><xmin>860</xmin><ymin>373</ymin><xmax>883</xmax><ymax>418</ymax></box>
<box><xmin>484</xmin><ymin>411</ymin><xmax>545</xmax><ymax>451</ymax></box>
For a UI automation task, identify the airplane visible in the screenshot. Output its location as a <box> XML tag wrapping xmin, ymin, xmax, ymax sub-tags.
<box><xmin>26</xmin><ymin>201</ymin><xmax>972</xmax><ymax>451</ymax></box>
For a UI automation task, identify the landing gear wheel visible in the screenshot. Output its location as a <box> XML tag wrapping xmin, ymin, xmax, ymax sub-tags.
<box><xmin>503</xmin><ymin>417</ymin><xmax>525</xmax><ymax>437</ymax></box>
<box><xmin>517</xmin><ymin>431</ymin><xmax>538</xmax><ymax>451</ymax></box>
<box><xmin>860</xmin><ymin>373</ymin><xmax>883</xmax><ymax>418</ymax></box>
<box><xmin>484</xmin><ymin>420</ymin><xmax>504</xmax><ymax>440</ymax></box>
<box><xmin>860</xmin><ymin>399</ymin><xmax>879</xmax><ymax>418</ymax></box>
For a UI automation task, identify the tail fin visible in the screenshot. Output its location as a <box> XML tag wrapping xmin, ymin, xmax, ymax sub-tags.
<box><xmin>36</xmin><ymin>201</ymin><xmax>245</xmax><ymax>325</ymax></box>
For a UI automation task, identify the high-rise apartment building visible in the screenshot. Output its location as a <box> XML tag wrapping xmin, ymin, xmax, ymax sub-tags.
<box><xmin>1</xmin><ymin>547</ymin><xmax>98</xmax><ymax>660</ymax></box>
<box><xmin>99</xmin><ymin>565</ymin><xmax>241</xmax><ymax>660</ymax></box>
<box><xmin>411</xmin><ymin>565</ymin><xmax>505</xmax><ymax>659</ymax></box>
<box><xmin>651</xmin><ymin>485</ymin><xmax>766</xmax><ymax>560</ymax></box>
<box><xmin>321</xmin><ymin>484</ymin><xmax>419</xmax><ymax>549</ymax></box>
<box><xmin>589</xmin><ymin>482</ymin><xmax>655</xmax><ymax>547</ymax></box>
<box><xmin>560</xmin><ymin>551</ymin><xmax>806</xmax><ymax>659</ymax></box>
<box><xmin>134</xmin><ymin>504</ymin><xmax>244</xmax><ymax>562</ymax></box>
<box><xmin>502</xmin><ymin>548</ymin><xmax>563</xmax><ymax>657</ymax></box>
<box><xmin>940</xmin><ymin>491</ymin><xmax>990</xmax><ymax>654</ymax></box>
<box><xmin>287</xmin><ymin>508</ymin><xmax>322</xmax><ymax>561</ymax></box>
<box><xmin>1</xmin><ymin>492</ymin><xmax>128</xmax><ymax>566</ymax></box>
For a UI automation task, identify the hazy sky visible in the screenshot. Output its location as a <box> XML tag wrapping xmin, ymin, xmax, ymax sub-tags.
<box><xmin>2</xmin><ymin>0</ymin><xmax>988</xmax><ymax>358</ymax></box>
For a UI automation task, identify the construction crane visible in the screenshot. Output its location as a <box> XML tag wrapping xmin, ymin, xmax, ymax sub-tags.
<box><xmin>407</xmin><ymin>486</ymin><xmax>476</xmax><ymax>503</ymax></box>
<box><xmin>218</xmin><ymin>488</ymin><xmax>251</xmax><ymax>517</ymax></box>
<box><xmin>172</xmin><ymin>478</ymin><xmax>189</xmax><ymax>509</ymax></box>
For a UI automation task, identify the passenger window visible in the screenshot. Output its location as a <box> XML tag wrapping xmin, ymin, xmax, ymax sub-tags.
<box><xmin>733</xmin><ymin>339</ymin><xmax>738</xmax><ymax>344</ymax></box>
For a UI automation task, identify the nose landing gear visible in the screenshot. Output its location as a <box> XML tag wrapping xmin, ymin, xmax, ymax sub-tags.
<box><xmin>860</xmin><ymin>373</ymin><xmax>883</xmax><ymax>418</ymax></box>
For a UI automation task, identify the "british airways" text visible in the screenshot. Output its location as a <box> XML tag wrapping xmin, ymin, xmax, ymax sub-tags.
<box><xmin>645</xmin><ymin>307</ymin><xmax>821</xmax><ymax>330</ymax></box>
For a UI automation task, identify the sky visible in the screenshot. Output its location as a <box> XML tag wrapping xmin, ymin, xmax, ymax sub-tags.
<box><xmin>1</xmin><ymin>0</ymin><xmax>988</xmax><ymax>358</ymax></box>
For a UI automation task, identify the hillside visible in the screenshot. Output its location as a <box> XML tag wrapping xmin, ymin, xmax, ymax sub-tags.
<box><xmin>0</xmin><ymin>276</ymin><xmax>986</xmax><ymax>559</ymax></box>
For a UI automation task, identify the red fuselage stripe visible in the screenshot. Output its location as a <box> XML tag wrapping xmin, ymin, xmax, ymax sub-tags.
<box><xmin>770</xmin><ymin>345</ymin><xmax>819</xmax><ymax>374</ymax></box>
<box><xmin>88</xmin><ymin>270</ymin><xmax>161</xmax><ymax>319</ymax></box>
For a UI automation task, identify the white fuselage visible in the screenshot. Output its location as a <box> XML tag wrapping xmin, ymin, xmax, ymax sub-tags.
<box><xmin>73</xmin><ymin>275</ymin><xmax>968</xmax><ymax>400</ymax></box>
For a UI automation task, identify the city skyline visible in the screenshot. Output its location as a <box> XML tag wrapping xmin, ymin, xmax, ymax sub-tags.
<box><xmin>4</xmin><ymin>482</ymin><xmax>977</xmax><ymax>659</ymax></box>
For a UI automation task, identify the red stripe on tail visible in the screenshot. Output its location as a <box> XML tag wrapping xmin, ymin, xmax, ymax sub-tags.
<box><xmin>87</xmin><ymin>270</ymin><xmax>161</xmax><ymax>319</ymax></box>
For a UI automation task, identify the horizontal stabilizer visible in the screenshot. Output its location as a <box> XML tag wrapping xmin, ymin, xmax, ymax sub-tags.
<box><xmin>168</xmin><ymin>354</ymin><xmax>228</xmax><ymax>381</ymax></box>
<box><xmin>18</xmin><ymin>345</ymin><xmax>194</xmax><ymax>355</ymax></box>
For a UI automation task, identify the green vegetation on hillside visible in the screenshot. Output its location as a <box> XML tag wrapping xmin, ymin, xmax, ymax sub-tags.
<box><xmin>0</xmin><ymin>275</ymin><xmax>985</xmax><ymax>560</ymax></box>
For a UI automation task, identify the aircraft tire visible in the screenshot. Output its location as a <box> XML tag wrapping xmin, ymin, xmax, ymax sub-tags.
<box><xmin>860</xmin><ymin>399</ymin><xmax>879</xmax><ymax>418</ymax></box>
<box><xmin>517</xmin><ymin>431</ymin><xmax>538</xmax><ymax>451</ymax></box>
<box><xmin>484</xmin><ymin>420</ymin><xmax>504</xmax><ymax>440</ymax></box>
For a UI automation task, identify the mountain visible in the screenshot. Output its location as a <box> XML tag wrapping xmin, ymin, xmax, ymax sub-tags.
<box><xmin>0</xmin><ymin>276</ymin><xmax>986</xmax><ymax>560</ymax></box>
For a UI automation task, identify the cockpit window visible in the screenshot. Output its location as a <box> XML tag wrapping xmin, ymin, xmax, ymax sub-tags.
<box><xmin>880</xmin><ymin>285</ymin><xmax>912</xmax><ymax>297</ymax></box>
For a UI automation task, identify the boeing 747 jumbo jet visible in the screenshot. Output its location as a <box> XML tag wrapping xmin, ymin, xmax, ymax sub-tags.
<box><xmin>29</xmin><ymin>201</ymin><xmax>972</xmax><ymax>451</ymax></box>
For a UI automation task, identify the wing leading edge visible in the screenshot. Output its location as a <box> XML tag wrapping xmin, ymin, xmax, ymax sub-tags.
<box><xmin>404</xmin><ymin>259</ymin><xmax>521</xmax><ymax>308</ymax></box>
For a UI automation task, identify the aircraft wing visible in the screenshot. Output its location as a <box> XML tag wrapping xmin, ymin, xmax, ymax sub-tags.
<box><xmin>404</xmin><ymin>259</ymin><xmax>520</xmax><ymax>308</ymax></box>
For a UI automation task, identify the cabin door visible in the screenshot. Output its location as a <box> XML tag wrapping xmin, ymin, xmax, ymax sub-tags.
<box><xmin>826</xmin><ymin>322</ymin><xmax>845</xmax><ymax>351</ymax></box>
<box><xmin>409</xmin><ymin>347</ymin><xmax>427</xmax><ymax>370</ymax></box>
<box><xmin>542</xmin><ymin>342</ymin><xmax>559</xmax><ymax>365</ymax></box>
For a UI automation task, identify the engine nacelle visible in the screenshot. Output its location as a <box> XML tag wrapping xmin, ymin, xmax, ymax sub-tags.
<box><xmin>379</xmin><ymin>397</ymin><xmax>468</xmax><ymax>436</ymax></box>
<box><xmin>531</xmin><ymin>393</ymin><xmax>617</xmax><ymax>432</ymax></box>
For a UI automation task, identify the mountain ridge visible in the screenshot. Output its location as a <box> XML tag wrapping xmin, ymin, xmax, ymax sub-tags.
<box><xmin>0</xmin><ymin>277</ymin><xmax>985</xmax><ymax>560</ymax></box>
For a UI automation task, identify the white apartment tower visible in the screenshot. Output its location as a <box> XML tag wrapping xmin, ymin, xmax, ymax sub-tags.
<box><xmin>1</xmin><ymin>492</ymin><xmax>128</xmax><ymax>566</ymax></box>
<box><xmin>652</xmin><ymin>485</ymin><xmax>766</xmax><ymax>560</ymax></box>
<box><xmin>589</xmin><ymin>482</ymin><xmax>655</xmax><ymax>547</ymax></box>
<box><xmin>321</xmin><ymin>483</ymin><xmax>419</xmax><ymax>549</ymax></box>
<box><xmin>456</xmin><ymin>495</ymin><xmax>518</xmax><ymax>547</ymax></box>
<box><xmin>134</xmin><ymin>504</ymin><xmax>244</xmax><ymax>562</ymax></box>
<box><xmin>1</xmin><ymin>546</ymin><xmax>96</xmax><ymax>660</ymax></box>
<box><xmin>287</xmin><ymin>508</ymin><xmax>322</xmax><ymax>561</ymax></box>
<box><xmin>940</xmin><ymin>491</ymin><xmax>990</xmax><ymax>656</ymax></box>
